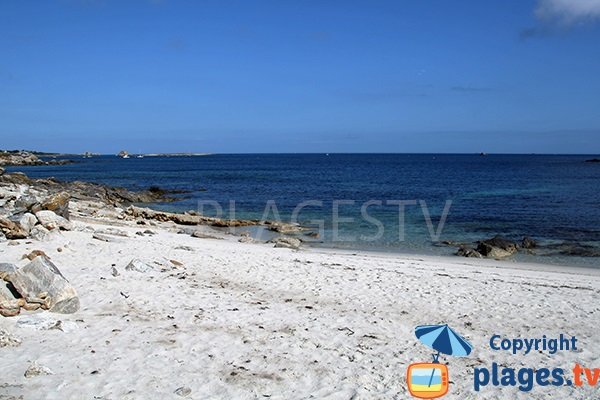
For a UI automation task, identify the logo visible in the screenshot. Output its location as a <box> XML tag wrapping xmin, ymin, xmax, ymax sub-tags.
<box><xmin>407</xmin><ymin>324</ymin><xmax>473</xmax><ymax>399</ymax></box>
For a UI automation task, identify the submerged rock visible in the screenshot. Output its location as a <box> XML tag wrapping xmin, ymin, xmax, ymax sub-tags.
<box><xmin>521</xmin><ymin>236</ymin><xmax>537</xmax><ymax>249</ymax></box>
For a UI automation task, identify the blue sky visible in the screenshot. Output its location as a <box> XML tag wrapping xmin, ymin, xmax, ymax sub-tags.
<box><xmin>1</xmin><ymin>0</ymin><xmax>600</xmax><ymax>153</ymax></box>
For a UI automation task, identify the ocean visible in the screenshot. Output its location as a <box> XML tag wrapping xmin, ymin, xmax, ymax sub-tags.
<box><xmin>8</xmin><ymin>153</ymin><xmax>600</xmax><ymax>267</ymax></box>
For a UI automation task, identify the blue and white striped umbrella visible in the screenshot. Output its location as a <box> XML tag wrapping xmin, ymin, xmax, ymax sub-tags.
<box><xmin>415</xmin><ymin>324</ymin><xmax>473</xmax><ymax>357</ymax></box>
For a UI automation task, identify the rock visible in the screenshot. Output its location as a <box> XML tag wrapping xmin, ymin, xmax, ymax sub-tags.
<box><xmin>24</xmin><ymin>363</ymin><xmax>54</xmax><ymax>378</ymax></box>
<box><xmin>39</xmin><ymin>191</ymin><xmax>70</xmax><ymax>219</ymax></box>
<box><xmin>455</xmin><ymin>245</ymin><xmax>482</xmax><ymax>258</ymax></box>
<box><xmin>174</xmin><ymin>387</ymin><xmax>192</xmax><ymax>397</ymax></box>
<box><xmin>15</xmin><ymin>314</ymin><xmax>59</xmax><ymax>330</ymax></box>
<box><xmin>0</xmin><ymin>151</ymin><xmax>43</xmax><ymax>167</ymax></box>
<box><xmin>0</xmin><ymin>166</ymin><xmax>4</xmax><ymax>175</ymax></box>
<box><xmin>0</xmin><ymin>232</ymin><xmax>6</xmax><ymax>242</ymax></box>
<box><xmin>271</xmin><ymin>237</ymin><xmax>302</xmax><ymax>250</ymax></box>
<box><xmin>174</xmin><ymin>246</ymin><xmax>194</xmax><ymax>252</ymax></box>
<box><xmin>521</xmin><ymin>236</ymin><xmax>537</xmax><ymax>249</ymax></box>
<box><xmin>125</xmin><ymin>259</ymin><xmax>153</xmax><ymax>273</ymax></box>
<box><xmin>14</xmin><ymin>194</ymin><xmax>40</xmax><ymax>211</ymax></box>
<box><xmin>585</xmin><ymin>158</ymin><xmax>600</xmax><ymax>163</ymax></box>
<box><xmin>0</xmin><ymin>307</ymin><xmax>21</xmax><ymax>317</ymax></box>
<box><xmin>1</xmin><ymin>276</ymin><xmax>22</xmax><ymax>317</ymax></box>
<box><xmin>95</xmin><ymin>227</ymin><xmax>130</xmax><ymax>237</ymax></box>
<box><xmin>476</xmin><ymin>235</ymin><xmax>518</xmax><ymax>259</ymax></box>
<box><xmin>128</xmin><ymin>206</ymin><xmax>259</xmax><ymax>228</ymax></box>
<box><xmin>542</xmin><ymin>242</ymin><xmax>600</xmax><ymax>257</ymax></box>
<box><xmin>191</xmin><ymin>231</ymin><xmax>222</xmax><ymax>240</ymax></box>
<box><xmin>110</xmin><ymin>267</ymin><xmax>120</xmax><ymax>277</ymax></box>
<box><xmin>0</xmin><ymin>216</ymin><xmax>28</xmax><ymax>239</ymax></box>
<box><xmin>0</xmin><ymin>263</ymin><xmax>17</xmax><ymax>280</ymax></box>
<box><xmin>238</xmin><ymin>236</ymin><xmax>254</xmax><ymax>243</ymax></box>
<box><xmin>0</xmin><ymin>329</ymin><xmax>21</xmax><ymax>347</ymax></box>
<box><xmin>92</xmin><ymin>233</ymin><xmax>121</xmax><ymax>242</ymax></box>
<box><xmin>34</xmin><ymin>210</ymin><xmax>73</xmax><ymax>231</ymax></box>
<box><xmin>8</xmin><ymin>256</ymin><xmax>80</xmax><ymax>313</ymax></box>
<box><xmin>169</xmin><ymin>259</ymin><xmax>184</xmax><ymax>267</ymax></box>
<box><xmin>267</xmin><ymin>222</ymin><xmax>305</xmax><ymax>234</ymax></box>
<box><xmin>19</xmin><ymin>213</ymin><xmax>38</xmax><ymax>234</ymax></box>
<box><xmin>0</xmin><ymin>171</ymin><xmax>31</xmax><ymax>185</ymax></box>
<box><xmin>22</xmin><ymin>250</ymin><xmax>50</xmax><ymax>261</ymax></box>
<box><xmin>476</xmin><ymin>243</ymin><xmax>514</xmax><ymax>259</ymax></box>
<box><xmin>30</xmin><ymin>225</ymin><xmax>52</xmax><ymax>241</ymax></box>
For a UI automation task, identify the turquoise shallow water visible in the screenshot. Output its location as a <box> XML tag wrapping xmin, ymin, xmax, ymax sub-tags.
<box><xmin>8</xmin><ymin>153</ymin><xmax>600</xmax><ymax>267</ymax></box>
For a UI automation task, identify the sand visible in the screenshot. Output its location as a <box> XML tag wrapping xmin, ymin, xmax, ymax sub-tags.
<box><xmin>1</xmin><ymin>209</ymin><xmax>600</xmax><ymax>399</ymax></box>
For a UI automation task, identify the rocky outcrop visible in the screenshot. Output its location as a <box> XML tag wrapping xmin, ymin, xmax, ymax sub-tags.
<box><xmin>0</xmin><ymin>151</ymin><xmax>42</xmax><ymax>166</ymax></box>
<box><xmin>476</xmin><ymin>236</ymin><xmax>518</xmax><ymax>259</ymax></box>
<box><xmin>0</xmin><ymin>172</ymin><xmax>188</xmax><ymax>208</ymax></box>
<box><xmin>127</xmin><ymin>206</ymin><xmax>260</xmax><ymax>228</ymax></box>
<box><xmin>0</xmin><ymin>151</ymin><xmax>71</xmax><ymax>167</ymax></box>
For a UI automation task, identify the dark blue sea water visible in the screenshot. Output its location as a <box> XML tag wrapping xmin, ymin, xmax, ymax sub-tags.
<box><xmin>8</xmin><ymin>154</ymin><xmax>600</xmax><ymax>267</ymax></box>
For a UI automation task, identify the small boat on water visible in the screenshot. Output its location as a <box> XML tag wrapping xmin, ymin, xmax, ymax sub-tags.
<box><xmin>136</xmin><ymin>154</ymin><xmax>144</xmax><ymax>158</ymax></box>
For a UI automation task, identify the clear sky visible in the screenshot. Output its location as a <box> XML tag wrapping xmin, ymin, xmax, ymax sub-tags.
<box><xmin>1</xmin><ymin>0</ymin><xmax>600</xmax><ymax>154</ymax></box>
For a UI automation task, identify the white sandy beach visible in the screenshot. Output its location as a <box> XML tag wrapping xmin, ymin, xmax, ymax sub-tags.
<box><xmin>1</xmin><ymin>200</ymin><xmax>600</xmax><ymax>400</ymax></box>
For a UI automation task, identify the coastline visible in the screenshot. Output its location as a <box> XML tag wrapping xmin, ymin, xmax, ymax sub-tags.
<box><xmin>3</xmin><ymin>152</ymin><xmax>600</xmax><ymax>268</ymax></box>
<box><xmin>0</xmin><ymin>203</ymin><xmax>599</xmax><ymax>398</ymax></box>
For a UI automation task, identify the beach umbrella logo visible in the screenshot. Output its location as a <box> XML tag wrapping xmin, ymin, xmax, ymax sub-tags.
<box><xmin>406</xmin><ymin>324</ymin><xmax>473</xmax><ymax>399</ymax></box>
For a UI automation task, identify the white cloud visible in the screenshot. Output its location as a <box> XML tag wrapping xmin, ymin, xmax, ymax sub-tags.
<box><xmin>536</xmin><ymin>0</ymin><xmax>600</xmax><ymax>23</ymax></box>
